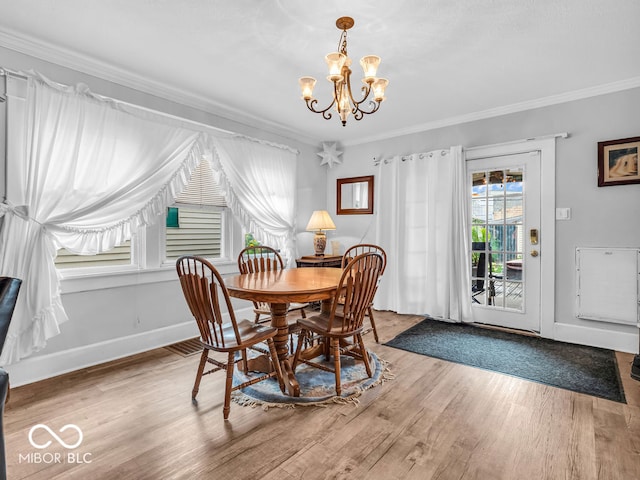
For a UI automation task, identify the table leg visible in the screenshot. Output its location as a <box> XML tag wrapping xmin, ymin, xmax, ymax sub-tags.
<box><xmin>320</xmin><ymin>298</ymin><xmax>333</xmax><ymax>314</ymax></box>
<box><xmin>270</xmin><ymin>302</ymin><xmax>300</xmax><ymax>397</ymax></box>
<box><xmin>320</xmin><ymin>298</ymin><xmax>334</xmax><ymax>359</ymax></box>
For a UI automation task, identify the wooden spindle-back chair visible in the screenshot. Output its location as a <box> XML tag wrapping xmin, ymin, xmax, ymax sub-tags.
<box><xmin>176</xmin><ymin>255</ymin><xmax>284</xmax><ymax>419</ymax></box>
<box><xmin>292</xmin><ymin>252</ymin><xmax>384</xmax><ymax>395</ymax></box>
<box><xmin>237</xmin><ymin>246</ymin><xmax>308</xmax><ymax>324</ymax></box>
<box><xmin>340</xmin><ymin>244</ymin><xmax>387</xmax><ymax>342</ymax></box>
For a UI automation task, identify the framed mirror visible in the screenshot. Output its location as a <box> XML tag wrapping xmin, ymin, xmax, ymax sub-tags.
<box><xmin>337</xmin><ymin>175</ymin><xmax>374</xmax><ymax>215</ymax></box>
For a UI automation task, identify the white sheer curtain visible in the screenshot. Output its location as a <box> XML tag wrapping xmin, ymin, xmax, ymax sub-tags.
<box><xmin>375</xmin><ymin>146</ymin><xmax>471</xmax><ymax>322</ymax></box>
<box><xmin>0</xmin><ymin>73</ymin><xmax>211</xmax><ymax>364</ymax></box>
<box><xmin>0</xmin><ymin>71</ymin><xmax>299</xmax><ymax>364</ymax></box>
<box><xmin>212</xmin><ymin>135</ymin><xmax>297</xmax><ymax>265</ymax></box>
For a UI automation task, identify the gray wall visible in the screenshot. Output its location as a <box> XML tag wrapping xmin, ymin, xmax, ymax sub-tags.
<box><xmin>324</xmin><ymin>87</ymin><xmax>640</xmax><ymax>342</ymax></box>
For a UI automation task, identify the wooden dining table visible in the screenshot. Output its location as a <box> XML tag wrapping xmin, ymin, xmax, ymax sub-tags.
<box><xmin>225</xmin><ymin>266</ymin><xmax>344</xmax><ymax>397</ymax></box>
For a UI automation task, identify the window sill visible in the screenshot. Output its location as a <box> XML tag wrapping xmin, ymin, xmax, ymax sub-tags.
<box><xmin>60</xmin><ymin>259</ymin><xmax>238</xmax><ymax>294</ymax></box>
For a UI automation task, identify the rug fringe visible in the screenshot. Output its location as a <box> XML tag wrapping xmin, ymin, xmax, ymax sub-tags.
<box><xmin>231</xmin><ymin>356</ymin><xmax>394</xmax><ymax>411</ymax></box>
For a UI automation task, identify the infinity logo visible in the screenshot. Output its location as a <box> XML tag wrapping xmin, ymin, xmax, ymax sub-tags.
<box><xmin>28</xmin><ymin>424</ymin><xmax>83</xmax><ymax>449</ymax></box>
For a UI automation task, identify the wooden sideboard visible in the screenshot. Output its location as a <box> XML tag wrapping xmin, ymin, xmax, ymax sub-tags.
<box><xmin>295</xmin><ymin>255</ymin><xmax>343</xmax><ymax>268</ymax></box>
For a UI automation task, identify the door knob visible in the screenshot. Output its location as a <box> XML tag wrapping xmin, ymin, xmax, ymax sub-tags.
<box><xmin>530</xmin><ymin>250</ymin><xmax>539</xmax><ymax>257</ymax></box>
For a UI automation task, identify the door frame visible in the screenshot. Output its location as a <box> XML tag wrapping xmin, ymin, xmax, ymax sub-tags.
<box><xmin>465</xmin><ymin>137</ymin><xmax>557</xmax><ymax>339</ymax></box>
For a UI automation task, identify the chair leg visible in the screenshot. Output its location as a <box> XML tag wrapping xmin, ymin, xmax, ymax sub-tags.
<box><xmin>356</xmin><ymin>334</ymin><xmax>373</xmax><ymax>378</ymax></box>
<box><xmin>324</xmin><ymin>336</ymin><xmax>331</xmax><ymax>361</ymax></box>
<box><xmin>289</xmin><ymin>327</ymin><xmax>297</xmax><ymax>353</ymax></box>
<box><xmin>254</xmin><ymin>312</ymin><xmax>261</xmax><ymax>323</ymax></box>
<box><xmin>192</xmin><ymin>349</ymin><xmax>208</xmax><ymax>402</ymax></box>
<box><xmin>292</xmin><ymin>329</ymin><xmax>306</xmax><ymax>372</ymax></box>
<box><xmin>241</xmin><ymin>349</ymin><xmax>249</xmax><ymax>374</ymax></box>
<box><xmin>367</xmin><ymin>306</ymin><xmax>379</xmax><ymax>343</ymax></box>
<box><xmin>332</xmin><ymin>338</ymin><xmax>342</xmax><ymax>396</ymax></box>
<box><xmin>300</xmin><ymin>308</ymin><xmax>306</xmax><ymax>319</ymax></box>
<box><xmin>266</xmin><ymin>338</ymin><xmax>285</xmax><ymax>393</ymax></box>
<box><xmin>223</xmin><ymin>352</ymin><xmax>235</xmax><ymax>420</ymax></box>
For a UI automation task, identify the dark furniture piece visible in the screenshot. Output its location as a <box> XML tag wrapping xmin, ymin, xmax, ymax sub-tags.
<box><xmin>0</xmin><ymin>277</ymin><xmax>22</xmax><ymax>480</ymax></box>
<box><xmin>176</xmin><ymin>256</ymin><xmax>283</xmax><ymax>419</ymax></box>
<box><xmin>471</xmin><ymin>241</ymin><xmax>495</xmax><ymax>305</ymax></box>
<box><xmin>295</xmin><ymin>255</ymin><xmax>342</xmax><ymax>268</ymax></box>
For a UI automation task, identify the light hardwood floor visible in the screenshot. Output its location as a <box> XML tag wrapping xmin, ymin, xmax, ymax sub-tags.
<box><xmin>5</xmin><ymin>311</ymin><xmax>640</xmax><ymax>480</ymax></box>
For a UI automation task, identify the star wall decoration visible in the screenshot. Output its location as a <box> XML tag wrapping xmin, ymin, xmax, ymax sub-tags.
<box><xmin>317</xmin><ymin>142</ymin><xmax>343</xmax><ymax>168</ymax></box>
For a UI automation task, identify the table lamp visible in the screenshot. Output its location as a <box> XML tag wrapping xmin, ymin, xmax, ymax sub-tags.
<box><xmin>306</xmin><ymin>210</ymin><xmax>336</xmax><ymax>256</ymax></box>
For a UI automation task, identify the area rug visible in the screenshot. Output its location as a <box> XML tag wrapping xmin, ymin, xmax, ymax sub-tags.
<box><xmin>385</xmin><ymin>317</ymin><xmax>626</xmax><ymax>403</ymax></box>
<box><xmin>232</xmin><ymin>351</ymin><xmax>392</xmax><ymax>409</ymax></box>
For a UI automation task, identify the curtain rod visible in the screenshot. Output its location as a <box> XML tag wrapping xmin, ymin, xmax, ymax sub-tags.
<box><xmin>372</xmin><ymin>132</ymin><xmax>569</xmax><ymax>165</ymax></box>
<box><xmin>0</xmin><ymin>67</ymin><xmax>231</xmax><ymax>136</ymax></box>
<box><xmin>373</xmin><ymin>149</ymin><xmax>449</xmax><ymax>166</ymax></box>
<box><xmin>0</xmin><ymin>67</ymin><xmax>29</xmax><ymax>79</ymax></box>
<box><xmin>0</xmin><ymin>67</ymin><xmax>300</xmax><ymax>154</ymax></box>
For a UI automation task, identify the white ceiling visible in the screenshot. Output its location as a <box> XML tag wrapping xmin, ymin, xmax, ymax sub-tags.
<box><xmin>1</xmin><ymin>0</ymin><xmax>639</xmax><ymax>146</ymax></box>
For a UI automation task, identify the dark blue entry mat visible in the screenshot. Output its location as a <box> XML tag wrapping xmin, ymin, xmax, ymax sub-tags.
<box><xmin>385</xmin><ymin>318</ymin><xmax>626</xmax><ymax>403</ymax></box>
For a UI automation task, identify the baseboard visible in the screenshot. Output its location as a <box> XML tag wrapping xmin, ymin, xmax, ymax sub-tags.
<box><xmin>553</xmin><ymin>322</ymin><xmax>638</xmax><ymax>354</ymax></box>
<box><xmin>5</xmin><ymin>306</ymin><xmax>254</xmax><ymax>387</ymax></box>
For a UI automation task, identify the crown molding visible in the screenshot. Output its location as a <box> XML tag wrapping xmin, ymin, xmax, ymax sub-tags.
<box><xmin>0</xmin><ymin>28</ymin><xmax>319</xmax><ymax>146</ymax></box>
<box><xmin>3</xmin><ymin>28</ymin><xmax>639</xmax><ymax>150</ymax></box>
<box><xmin>343</xmin><ymin>76</ymin><xmax>640</xmax><ymax>147</ymax></box>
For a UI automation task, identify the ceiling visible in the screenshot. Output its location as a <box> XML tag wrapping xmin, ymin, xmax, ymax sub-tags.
<box><xmin>1</xmin><ymin>0</ymin><xmax>639</xmax><ymax>146</ymax></box>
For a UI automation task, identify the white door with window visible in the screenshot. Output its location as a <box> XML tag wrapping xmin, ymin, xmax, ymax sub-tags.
<box><xmin>467</xmin><ymin>151</ymin><xmax>542</xmax><ymax>332</ymax></box>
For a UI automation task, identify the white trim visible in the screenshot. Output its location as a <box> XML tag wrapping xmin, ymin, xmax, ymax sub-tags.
<box><xmin>59</xmin><ymin>259</ymin><xmax>237</xmax><ymax>294</ymax></box>
<box><xmin>465</xmin><ymin>132</ymin><xmax>568</xmax><ymax>153</ymax></box>
<box><xmin>4</xmin><ymin>305</ymin><xmax>254</xmax><ymax>387</ymax></box>
<box><xmin>553</xmin><ymin>322</ymin><xmax>638</xmax><ymax>354</ymax></box>
<box><xmin>465</xmin><ymin>137</ymin><xmax>557</xmax><ymax>338</ymax></box>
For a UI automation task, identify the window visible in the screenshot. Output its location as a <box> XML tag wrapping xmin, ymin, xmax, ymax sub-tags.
<box><xmin>56</xmin><ymin>159</ymin><xmax>228</xmax><ymax>269</ymax></box>
<box><xmin>164</xmin><ymin>160</ymin><xmax>227</xmax><ymax>261</ymax></box>
<box><xmin>56</xmin><ymin>241</ymin><xmax>132</xmax><ymax>269</ymax></box>
<box><xmin>165</xmin><ymin>206</ymin><xmax>224</xmax><ymax>259</ymax></box>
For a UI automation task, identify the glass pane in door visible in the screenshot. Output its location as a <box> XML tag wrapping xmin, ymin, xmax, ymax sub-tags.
<box><xmin>470</xmin><ymin>167</ymin><xmax>524</xmax><ymax>311</ymax></box>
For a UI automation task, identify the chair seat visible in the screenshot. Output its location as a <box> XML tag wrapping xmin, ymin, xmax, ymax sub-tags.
<box><xmin>207</xmin><ymin>319</ymin><xmax>278</xmax><ymax>352</ymax></box>
<box><xmin>298</xmin><ymin>313</ymin><xmax>362</xmax><ymax>338</ymax></box>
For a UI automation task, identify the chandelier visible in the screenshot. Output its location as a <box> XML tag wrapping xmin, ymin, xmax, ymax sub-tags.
<box><xmin>299</xmin><ymin>17</ymin><xmax>389</xmax><ymax>127</ymax></box>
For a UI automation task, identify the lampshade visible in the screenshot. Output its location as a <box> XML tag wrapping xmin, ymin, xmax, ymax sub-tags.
<box><xmin>325</xmin><ymin>52</ymin><xmax>347</xmax><ymax>81</ymax></box>
<box><xmin>299</xmin><ymin>76</ymin><xmax>317</xmax><ymax>100</ymax></box>
<box><xmin>360</xmin><ymin>55</ymin><xmax>380</xmax><ymax>82</ymax></box>
<box><xmin>306</xmin><ymin>210</ymin><xmax>336</xmax><ymax>232</ymax></box>
<box><xmin>372</xmin><ymin>78</ymin><xmax>389</xmax><ymax>102</ymax></box>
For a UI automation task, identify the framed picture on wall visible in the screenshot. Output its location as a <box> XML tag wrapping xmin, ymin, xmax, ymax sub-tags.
<box><xmin>597</xmin><ymin>136</ymin><xmax>640</xmax><ymax>186</ymax></box>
